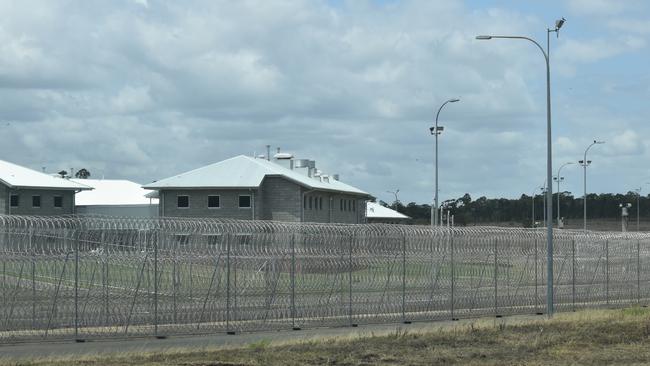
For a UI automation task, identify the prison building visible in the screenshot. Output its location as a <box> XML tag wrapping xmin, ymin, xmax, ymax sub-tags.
<box><xmin>143</xmin><ymin>154</ymin><xmax>372</xmax><ymax>223</ymax></box>
<box><xmin>0</xmin><ymin>159</ymin><xmax>92</xmax><ymax>215</ymax></box>
<box><xmin>365</xmin><ymin>201</ymin><xmax>411</xmax><ymax>224</ymax></box>
<box><xmin>72</xmin><ymin>179</ymin><xmax>159</xmax><ymax>217</ymax></box>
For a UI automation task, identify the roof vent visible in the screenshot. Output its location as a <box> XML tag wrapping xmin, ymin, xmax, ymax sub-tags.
<box><xmin>273</xmin><ymin>153</ymin><xmax>293</xmax><ymax>160</ymax></box>
<box><xmin>332</xmin><ymin>174</ymin><xmax>340</xmax><ymax>181</ymax></box>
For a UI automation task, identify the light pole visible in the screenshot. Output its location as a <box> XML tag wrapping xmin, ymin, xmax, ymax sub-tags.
<box><xmin>579</xmin><ymin>140</ymin><xmax>605</xmax><ymax>232</ymax></box>
<box><xmin>476</xmin><ymin>17</ymin><xmax>565</xmax><ymax>316</ymax></box>
<box><xmin>431</xmin><ymin>98</ymin><xmax>460</xmax><ymax>228</ymax></box>
<box><xmin>386</xmin><ymin>189</ymin><xmax>400</xmax><ymax>205</ymax></box>
<box><xmin>554</xmin><ymin>162</ymin><xmax>574</xmax><ymax>227</ymax></box>
<box><xmin>635</xmin><ymin>187</ymin><xmax>642</xmax><ymax>232</ymax></box>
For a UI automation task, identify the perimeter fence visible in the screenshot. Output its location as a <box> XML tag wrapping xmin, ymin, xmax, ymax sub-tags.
<box><xmin>1</xmin><ymin>214</ymin><xmax>649</xmax><ymax>343</ymax></box>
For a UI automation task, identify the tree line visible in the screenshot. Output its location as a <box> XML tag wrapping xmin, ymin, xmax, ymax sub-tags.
<box><xmin>379</xmin><ymin>192</ymin><xmax>648</xmax><ymax>227</ymax></box>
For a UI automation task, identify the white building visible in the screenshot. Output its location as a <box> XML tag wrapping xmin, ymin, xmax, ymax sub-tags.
<box><xmin>72</xmin><ymin>179</ymin><xmax>158</xmax><ymax>217</ymax></box>
<box><xmin>366</xmin><ymin>202</ymin><xmax>410</xmax><ymax>224</ymax></box>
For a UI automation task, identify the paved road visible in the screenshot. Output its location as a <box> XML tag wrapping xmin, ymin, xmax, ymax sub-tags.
<box><xmin>0</xmin><ymin>314</ymin><xmax>541</xmax><ymax>361</ymax></box>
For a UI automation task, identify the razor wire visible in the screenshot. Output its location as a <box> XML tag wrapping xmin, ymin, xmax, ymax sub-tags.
<box><xmin>1</xmin><ymin>214</ymin><xmax>649</xmax><ymax>343</ymax></box>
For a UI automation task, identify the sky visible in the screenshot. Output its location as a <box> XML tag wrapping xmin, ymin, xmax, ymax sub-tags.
<box><xmin>1</xmin><ymin>0</ymin><xmax>649</xmax><ymax>205</ymax></box>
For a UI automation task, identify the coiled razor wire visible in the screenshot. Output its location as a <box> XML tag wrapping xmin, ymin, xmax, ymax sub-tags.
<box><xmin>0</xmin><ymin>214</ymin><xmax>649</xmax><ymax>342</ymax></box>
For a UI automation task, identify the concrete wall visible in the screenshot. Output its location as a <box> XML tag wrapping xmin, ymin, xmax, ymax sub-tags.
<box><xmin>0</xmin><ymin>184</ymin><xmax>7</xmax><ymax>215</ymax></box>
<box><xmin>76</xmin><ymin>204</ymin><xmax>159</xmax><ymax>217</ymax></box>
<box><xmin>160</xmin><ymin>189</ymin><xmax>261</xmax><ymax>219</ymax></box>
<box><xmin>260</xmin><ymin>176</ymin><xmax>301</xmax><ymax>222</ymax></box>
<box><xmin>4</xmin><ymin>186</ymin><xmax>75</xmax><ymax>215</ymax></box>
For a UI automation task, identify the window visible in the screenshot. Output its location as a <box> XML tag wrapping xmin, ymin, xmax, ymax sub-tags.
<box><xmin>177</xmin><ymin>195</ymin><xmax>189</xmax><ymax>208</ymax></box>
<box><xmin>340</xmin><ymin>199</ymin><xmax>343</xmax><ymax>211</ymax></box>
<box><xmin>53</xmin><ymin>196</ymin><xmax>63</xmax><ymax>208</ymax></box>
<box><xmin>207</xmin><ymin>195</ymin><xmax>220</xmax><ymax>209</ymax></box>
<box><xmin>303</xmin><ymin>196</ymin><xmax>307</xmax><ymax>209</ymax></box>
<box><xmin>10</xmin><ymin>194</ymin><xmax>18</xmax><ymax>207</ymax></box>
<box><xmin>239</xmin><ymin>195</ymin><xmax>251</xmax><ymax>208</ymax></box>
<box><xmin>319</xmin><ymin>197</ymin><xmax>323</xmax><ymax>210</ymax></box>
<box><xmin>32</xmin><ymin>195</ymin><xmax>41</xmax><ymax>208</ymax></box>
<box><xmin>309</xmin><ymin>196</ymin><xmax>313</xmax><ymax>210</ymax></box>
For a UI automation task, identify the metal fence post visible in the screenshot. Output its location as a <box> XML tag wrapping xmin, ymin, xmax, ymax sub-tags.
<box><xmin>534</xmin><ymin>235</ymin><xmax>541</xmax><ymax>315</ymax></box>
<box><xmin>102</xmin><ymin>230</ymin><xmax>109</xmax><ymax>326</ymax></box>
<box><xmin>74</xmin><ymin>229</ymin><xmax>79</xmax><ymax>340</ymax></box>
<box><xmin>402</xmin><ymin>233</ymin><xmax>410</xmax><ymax>324</ymax></box>
<box><xmin>30</xmin><ymin>228</ymin><xmax>36</xmax><ymax>330</ymax></box>
<box><xmin>348</xmin><ymin>233</ymin><xmax>356</xmax><ymax>327</ymax></box>
<box><xmin>494</xmin><ymin>238</ymin><xmax>500</xmax><ymax>317</ymax></box>
<box><xmin>638</xmin><ymin>239</ymin><xmax>641</xmax><ymax>304</ymax></box>
<box><xmin>291</xmin><ymin>233</ymin><xmax>300</xmax><ymax>330</ymax></box>
<box><xmin>450</xmin><ymin>230</ymin><xmax>456</xmax><ymax>321</ymax></box>
<box><xmin>153</xmin><ymin>231</ymin><xmax>159</xmax><ymax>338</ymax></box>
<box><xmin>606</xmin><ymin>239</ymin><xmax>610</xmax><ymax>306</ymax></box>
<box><xmin>226</xmin><ymin>233</ymin><xmax>234</xmax><ymax>335</ymax></box>
<box><xmin>572</xmin><ymin>238</ymin><xmax>576</xmax><ymax>311</ymax></box>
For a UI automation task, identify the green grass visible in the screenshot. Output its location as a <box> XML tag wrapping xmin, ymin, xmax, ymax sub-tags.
<box><xmin>5</xmin><ymin>307</ymin><xmax>650</xmax><ymax>365</ymax></box>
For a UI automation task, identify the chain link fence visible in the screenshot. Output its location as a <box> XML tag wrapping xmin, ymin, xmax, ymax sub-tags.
<box><xmin>1</xmin><ymin>215</ymin><xmax>649</xmax><ymax>343</ymax></box>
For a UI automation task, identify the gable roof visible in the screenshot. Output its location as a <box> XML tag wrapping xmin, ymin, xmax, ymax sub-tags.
<box><xmin>0</xmin><ymin>159</ymin><xmax>92</xmax><ymax>190</ymax></box>
<box><xmin>366</xmin><ymin>202</ymin><xmax>410</xmax><ymax>219</ymax></box>
<box><xmin>143</xmin><ymin>155</ymin><xmax>370</xmax><ymax>196</ymax></box>
<box><xmin>71</xmin><ymin>179</ymin><xmax>158</xmax><ymax>206</ymax></box>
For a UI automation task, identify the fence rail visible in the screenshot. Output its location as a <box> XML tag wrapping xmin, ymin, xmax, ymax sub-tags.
<box><xmin>1</xmin><ymin>215</ymin><xmax>649</xmax><ymax>343</ymax></box>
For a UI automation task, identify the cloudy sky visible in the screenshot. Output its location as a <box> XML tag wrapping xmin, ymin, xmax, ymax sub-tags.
<box><xmin>1</xmin><ymin>0</ymin><xmax>649</xmax><ymax>204</ymax></box>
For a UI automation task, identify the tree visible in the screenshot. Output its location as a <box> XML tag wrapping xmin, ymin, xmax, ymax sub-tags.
<box><xmin>75</xmin><ymin>168</ymin><xmax>91</xmax><ymax>179</ymax></box>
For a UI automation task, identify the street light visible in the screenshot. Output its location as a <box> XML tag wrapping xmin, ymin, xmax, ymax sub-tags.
<box><xmin>476</xmin><ymin>17</ymin><xmax>565</xmax><ymax>317</ymax></box>
<box><xmin>386</xmin><ymin>189</ymin><xmax>400</xmax><ymax>205</ymax></box>
<box><xmin>553</xmin><ymin>162</ymin><xmax>574</xmax><ymax>227</ymax></box>
<box><xmin>635</xmin><ymin>187</ymin><xmax>642</xmax><ymax>232</ymax></box>
<box><xmin>431</xmin><ymin>98</ymin><xmax>460</xmax><ymax>228</ymax></box>
<box><xmin>579</xmin><ymin>140</ymin><xmax>605</xmax><ymax>232</ymax></box>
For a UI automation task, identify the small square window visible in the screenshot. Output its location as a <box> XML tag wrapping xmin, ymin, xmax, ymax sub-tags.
<box><xmin>10</xmin><ymin>194</ymin><xmax>19</xmax><ymax>207</ymax></box>
<box><xmin>239</xmin><ymin>195</ymin><xmax>251</xmax><ymax>208</ymax></box>
<box><xmin>208</xmin><ymin>195</ymin><xmax>220</xmax><ymax>208</ymax></box>
<box><xmin>177</xmin><ymin>195</ymin><xmax>189</xmax><ymax>208</ymax></box>
<box><xmin>54</xmin><ymin>196</ymin><xmax>63</xmax><ymax>208</ymax></box>
<box><xmin>32</xmin><ymin>195</ymin><xmax>41</xmax><ymax>208</ymax></box>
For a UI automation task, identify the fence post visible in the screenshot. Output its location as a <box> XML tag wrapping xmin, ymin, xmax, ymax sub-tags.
<box><xmin>572</xmin><ymin>238</ymin><xmax>576</xmax><ymax>311</ymax></box>
<box><xmin>291</xmin><ymin>233</ymin><xmax>300</xmax><ymax>330</ymax></box>
<box><xmin>226</xmin><ymin>233</ymin><xmax>234</xmax><ymax>335</ymax></box>
<box><xmin>402</xmin><ymin>233</ymin><xmax>410</xmax><ymax>324</ymax></box>
<box><xmin>494</xmin><ymin>237</ymin><xmax>500</xmax><ymax>317</ymax></box>
<box><xmin>450</xmin><ymin>229</ymin><xmax>456</xmax><ymax>321</ymax></box>
<box><xmin>348</xmin><ymin>233</ymin><xmax>356</xmax><ymax>327</ymax></box>
<box><xmin>534</xmin><ymin>235</ymin><xmax>541</xmax><ymax>315</ymax></box>
<box><xmin>102</xmin><ymin>230</ymin><xmax>109</xmax><ymax>326</ymax></box>
<box><xmin>605</xmin><ymin>239</ymin><xmax>610</xmax><ymax>306</ymax></box>
<box><xmin>74</xmin><ymin>228</ymin><xmax>80</xmax><ymax>341</ymax></box>
<box><xmin>30</xmin><ymin>228</ymin><xmax>36</xmax><ymax>330</ymax></box>
<box><xmin>638</xmin><ymin>239</ymin><xmax>641</xmax><ymax>304</ymax></box>
<box><xmin>153</xmin><ymin>231</ymin><xmax>159</xmax><ymax>338</ymax></box>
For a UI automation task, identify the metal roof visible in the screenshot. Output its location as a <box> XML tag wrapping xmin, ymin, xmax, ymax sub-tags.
<box><xmin>143</xmin><ymin>155</ymin><xmax>370</xmax><ymax>196</ymax></box>
<box><xmin>366</xmin><ymin>202</ymin><xmax>410</xmax><ymax>219</ymax></box>
<box><xmin>0</xmin><ymin>159</ymin><xmax>92</xmax><ymax>190</ymax></box>
<box><xmin>71</xmin><ymin>179</ymin><xmax>159</xmax><ymax>206</ymax></box>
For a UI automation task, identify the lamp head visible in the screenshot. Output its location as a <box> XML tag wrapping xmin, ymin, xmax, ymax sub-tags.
<box><xmin>595</xmin><ymin>140</ymin><xmax>605</xmax><ymax>144</ymax></box>
<box><xmin>475</xmin><ymin>35</ymin><xmax>492</xmax><ymax>40</ymax></box>
<box><xmin>555</xmin><ymin>17</ymin><xmax>566</xmax><ymax>30</ymax></box>
<box><xmin>448</xmin><ymin>98</ymin><xmax>460</xmax><ymax>103</ymax></box>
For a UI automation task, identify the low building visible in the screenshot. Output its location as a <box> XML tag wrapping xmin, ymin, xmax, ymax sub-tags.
<box><xmin>366</xmin><ymin>202</ymin><xmax>410</xmax><ymax>224</ymax></box>
<box><xmin>0</xmin><ymin>159</ymin><xmax>91</xmax><ymax>215</ymax></box>
<box><xmin>72</xmin><ymin>179</ymin><xmax>158</xmax><ymax>217</ymax></box>
<box><xmin>143</xmin><ymin>154</ymin><xmax>372</xmax><ymax>223</ymax></box>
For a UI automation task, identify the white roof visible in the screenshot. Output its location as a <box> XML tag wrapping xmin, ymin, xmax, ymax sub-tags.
<box><xmin>143</xmin><ymin>155</ymin><xmax>370</xmax><ymax>196</ymax></box>
<box><xmin>0</xmin><ymin>159</ymin><xmax>92</xmax><ymax>190</ymax></box>
<box><xmin>72</xmin><ymin>179</ymin><xmax>159</xmax><ymax>206</ymax></box>
<box><xmin>366</xmin><ymin>201</ymin><xmax>410</xmax><ymax>219</ymax></box>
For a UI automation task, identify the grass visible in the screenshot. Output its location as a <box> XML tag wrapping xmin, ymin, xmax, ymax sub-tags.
<box><xmin>5</xmin><ymin>307</ymin><xmax>650</xmax><ymax>365</ymax></box>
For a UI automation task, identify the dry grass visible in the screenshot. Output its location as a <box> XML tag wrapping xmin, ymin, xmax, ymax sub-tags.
<box><xmin>6</xmin><ymin>307</ymin><xmax>650</xmax><ymax>365</ymax></box>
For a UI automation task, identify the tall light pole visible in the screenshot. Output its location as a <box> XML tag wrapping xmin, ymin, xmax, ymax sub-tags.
<box><xmin>386</xmin><ymin>189</ymin><xmax>400</xmax><ymax>205</ymax></box>
<box><xmin>476</xmin><ymin>17</ymin><xmax>565</xmax><ymax>316</ymax></box>
<box><xmin>635</xmin><ymin>187</ymin><xmax>642</xmax><ymax>232</ymax></box>
<box><xmin>579</xmin><ymin>140</ymin><xmax>605</xmax><ymax>232</ymax></box>
<box><xmin>554</xmin><ymin>162</ymin><xmax>574</xmax><ymax>227</ymax></box>
<box><xmin>431</xmin><ymin>98</ymin><xmax>460</xmax><ymax>228</ymax></box>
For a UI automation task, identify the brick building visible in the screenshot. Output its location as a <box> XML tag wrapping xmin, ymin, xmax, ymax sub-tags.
<box><xmin>143</xmin><ymin>154</ymin><xmax>372</xmax><ymax>224</ymax></box>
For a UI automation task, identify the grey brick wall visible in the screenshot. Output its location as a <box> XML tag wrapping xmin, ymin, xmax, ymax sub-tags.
<box><xmin>260</xmin><ymin>177</ymin><xmax>301</xmax><ymax>222</ymax></box>
<box><xmin>160</xmin><ymin>189</ymin><xmax>261</xmax><ymax>219</ymax></box>
<box><xmin>4</xmin><ymin>187</ymin><xmax>75</xmax><ymax>215</ymax></box>
<box><xmin>0</xmin><ymin>184</ymin><xmax>7</xmax><ymax>215</ymax></box>
<box><xmin>302</xmin><ymin>190</ymin><xmax>366</xmax><ymax>224</ymax></box>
